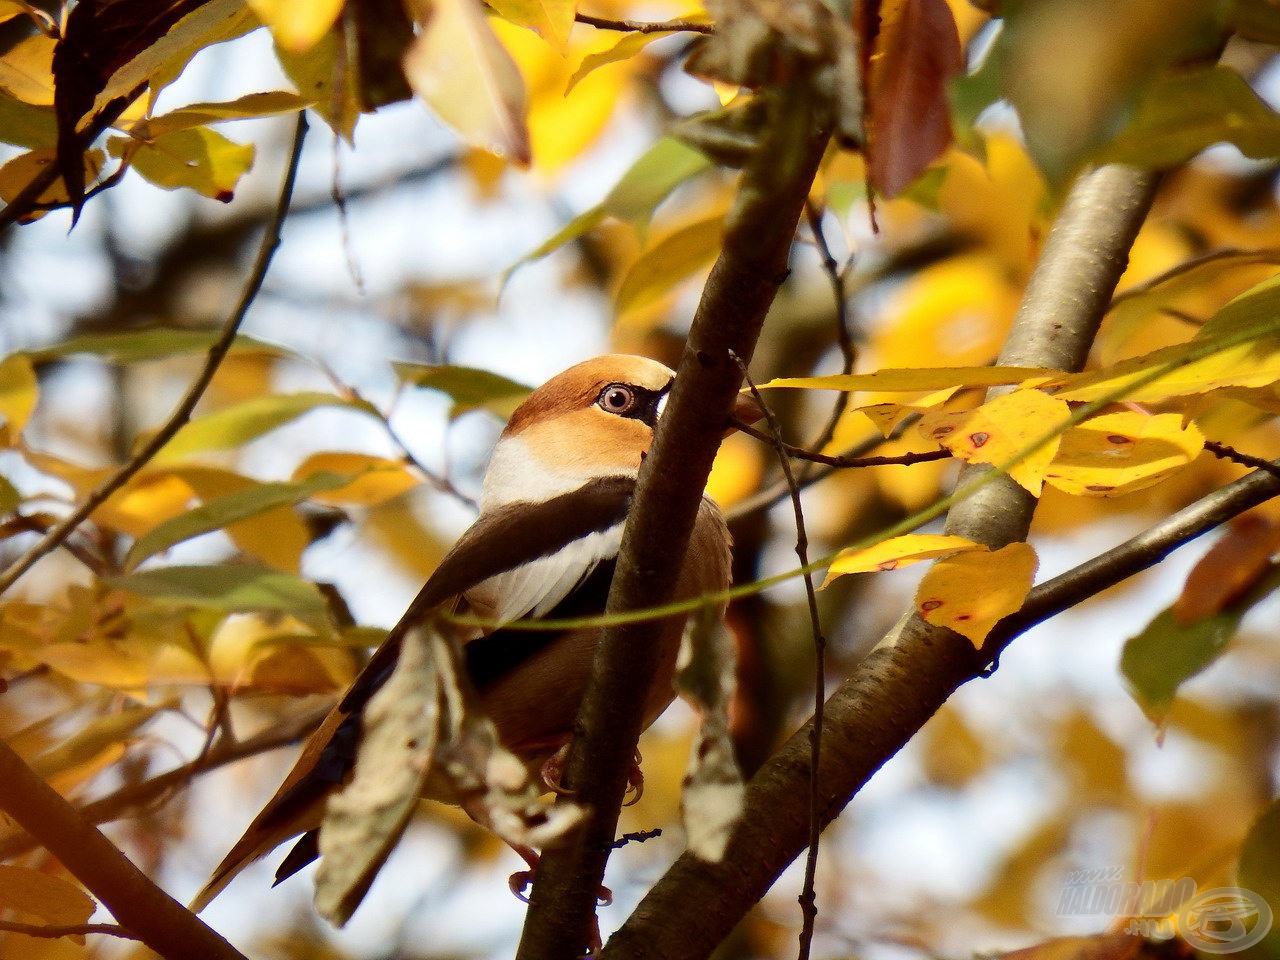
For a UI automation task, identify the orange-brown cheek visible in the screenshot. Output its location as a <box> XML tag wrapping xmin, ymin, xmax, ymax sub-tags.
<box><xmin>522</xmin><ymin>410</ymin><xmax>650</xmax><ymax>476</ymax></box>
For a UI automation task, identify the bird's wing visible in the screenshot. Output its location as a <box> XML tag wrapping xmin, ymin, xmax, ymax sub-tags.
<box><xmin>191</xmin><ymin>474</ymin><xmax>635</xmax><ymax>911</ymax></box>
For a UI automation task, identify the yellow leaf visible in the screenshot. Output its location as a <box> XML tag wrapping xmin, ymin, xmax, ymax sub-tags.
<box><xmin>853</xmin><ymin>387</ymin><xmax>959</xmax><ymax>437</ymax></box>
<box><xmin>92</xmin><ymin>0</ymin><xmax>259</xmax><ymax>117</ymax></box>
<box><xmin>488</xmin><ymin>0</ymin><xmax>576</xmax><ymax>53</ymax></box>
<box><xmin>0</xmin><ymin>149</ymin><xmax>104</xmax><ymax>217</ymax></box>
<box><xmin>292</xmin><ymin>453</ymin><xmax>421</xmax><ymax>506</ymax></box>
<box><xmin>567</xmin><ymin>30</ymin><xmax>670</xmax><ymax>92</ymax></box>
<box><xmin>0</xmin><ymin>353</ymin><xmax>37</xmax><ymax>445</ymax></box>
<box><xmin>96</xmin><ymin>473</ymin><xmax>196</xmax><ymax>538</ymax></box>
<box><xmin>174</xmin><ymin>468</ymin><xmax>308</xmax><ymax>572</ymax></box>
<box><xmin>763</xmin><ymin>365</ymin><xmax>1053</xmax><ymax>393</ymax></box>
<box><xmin>108</xmin><ymin>127</ymin><xmax>254</xmax><ymax>201</ymax></box>
<box><xmin>916</xmin><ymin>543</ymin><xmax>1038</xmax><ymax>646</ymax></box>
<box><xmin>132</xmin><ymin>90</ymin><xmax>310</xmax><ymax>138</ymax></box>
<box><xmin>0</xmin><ymin>866</ymin><xmax>94</xmax><ymax>925</ymax></box>
<box><xmin>1044</xmin><ymin>412</ymin><xmax>1205</xmax><ymax>498</ymax></box>
<box><xmin>823</xmin><ymin>534</ymin><xmax>984</xmax><ymax>586</ymax></box>
<box><xmin>403</xmin><ymin>0</ymin><xmax>531</xmax><ymax>165</ymax></box>
<box><xmin>496</xmin><ymin>18</ymin><xmax>623</xmax><ymax>173</ymax></box>
<box><xmin>870</xmin><ymin>253</ymin><xmax>1022</xmax><ymax>371</ymax></box>
<box><xmin>705</xmin><ymin>432</ymin><xmax>763</xmax><ymax>508</ymax></box>
<box><xmin>0</xmin><ymin>33</ymin><xmax>54</xmax><ymax>105</ymax></box>
<box><xmin>276</xmin><ymin>28</ymin><xmax>362</xmax><ymax>141</ymax></box>
<box><xmin>37</xmin><ymin>642</ymin><xmax>151</xmax><ymax>688</ymax></box>
<box><xmin>615</xmin><ymin>214</ymin><xmax>724</xmax><ymax>321</ymax></box>
<box><xmin>918</xmin><ymin>390</ymin><xmax>1071</xmax><ymax>496</ymax></box>
<box><xmin>1049</xmin><ymin>338</ymin><xmax>1280</xmax><ymax>403</ymax></box>
<box><xmin>248</xmin><ymin>0</ymin><xmax>344</xmax><ymax>52</ymax></box>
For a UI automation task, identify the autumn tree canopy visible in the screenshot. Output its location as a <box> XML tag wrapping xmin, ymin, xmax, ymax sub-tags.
<box><xmin>0</xmin><ymin>1</ymin><xmax>1279</xmax><ymax>959</ymax></box>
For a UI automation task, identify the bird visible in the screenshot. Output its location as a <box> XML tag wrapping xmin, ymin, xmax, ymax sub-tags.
<box><xmin>191</xmin><ymin>354</ymin><xmax>759</xmax><ymax>914</ymax></box>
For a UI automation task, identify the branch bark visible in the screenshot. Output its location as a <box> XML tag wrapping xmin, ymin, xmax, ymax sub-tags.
<box><xmin>600</xmin><ymin>161</ymin><xmax>1160</xmax><ymax>960</ymax></box>
<box><xmin>0</xmin><ymin>736</ymin><xmax>248</xmax><ymax>960</ymax></box>
<box><xmin>514</xmin><ymin>78</ymin><xmax>832</xmax><ymax>958</ymax></box>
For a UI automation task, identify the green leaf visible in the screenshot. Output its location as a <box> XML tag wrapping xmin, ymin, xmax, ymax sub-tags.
<box><xmin>29</xmin><ymin>701</ymin><xmax>173</xmax><ymax>779</ymax></box>
<box><xmin>0</xmin><ymin>88</ymin><xmax>55</xmax><ymax>149</ymax></box>
<box><xmin>153</xmin><ymin>392</ymin><xmax>379</xmax><ymax>465</ymax></box>
<box><xmin>1087</xmin><ymin>66</ymin><xmax>1280</xmax><ymax>171</ymax></box>
<box><xmin>110</xmin><ymin>565</ymin><xmax>329</xmax><ymax>624</ymax></box>
<box><xmin>393</xmin><ymin>362</ymin><xmax>531</xmax><ymax>418</ymax></box>
<box><xmin>1121</xmin><ymin>568</ymin><xmax>1280</xmax><ymax>724</ymax></box>
<box><xmin>109</xmin><ymin>126</ymin><xmax>255</xmax><ymax>201</ymax></box>
<box><xmin>1194</xmin><ymin>270</ymin><xmax>1280</xmax><ymax>342</ymax></box>
<box><xmin>1238</xmin><ymin>798</ymin><xmax>1280</xmax><ymax>958</ymax></box>
<box><xmin>137</xmin><ymin>91</ymin><xmax>310</xmax><ymax>138</ymax></box>
<box><xmin>762</xmin><ymin>365</ymin><xmax>1055</xmax><ymax>392</ymax></box>
<box><xmin>615</xmin><ymin>214</ymin><xmax>724</xmax><ymax>321</ymax></box>
<box><xmin>0</xmin><ymin>473</ymin><xmax>19</xmax><ymax>514</ymax></box>
<box><xmin>506</xmin><ymin>137</ymin><xmax>711</xmax><ymax>273</ymax></box>
<box><xmin>125</xmin><ymin>471</ymin><xmax>356</xmax><ymax>570</ymax></box>
<box><xmin>26</xmin><ymin>329</ymin><xmax>282</xmax><ymax>364</ymax></box>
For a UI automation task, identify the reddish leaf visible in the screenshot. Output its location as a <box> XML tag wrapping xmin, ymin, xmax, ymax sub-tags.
<box><xmin>865</xmin><ymin>0</ymin><xmax>964</xmax><ymax>198</ymax></box>
<box><xmin>1173</xmin><ymin>513</ymin><xmax>1280</xmax><ymax>625</ymax></box>
<box><xmin>51</xmin><ymin>0</ymin><xmax>214</xmax><ymax>217</ymax></box>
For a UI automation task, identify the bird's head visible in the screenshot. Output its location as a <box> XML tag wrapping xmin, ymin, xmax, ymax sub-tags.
<box><xmin>480</xmin><ymin>354</ymin><xmax>763</xmax><ymax>511</ymax></box>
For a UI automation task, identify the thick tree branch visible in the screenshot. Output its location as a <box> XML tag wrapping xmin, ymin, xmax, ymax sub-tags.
<box><xmin>0</xmin><ymin>736</ymin><xmax>249</xmax><ymax>960</ymax></box>
<box><xmin>0</xmin><ymin>113</ymin><xmax>308</xmax><ymax>598</ymax></box>
<box><xmin>515</xmin><ymin>78</ymin><xmax>832</xmax><ymax>958</ymax></box>
<box><xmin>601</xmin><ymin>162</ymin><xmax>1160</xmax><ymax>960</ymax></box>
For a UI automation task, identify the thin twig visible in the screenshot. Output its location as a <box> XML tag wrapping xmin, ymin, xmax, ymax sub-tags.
<box><xmin>574</xmin><ymin>11</ymin><xmax>714</xmax><ymax>34</ymax></box>
<box><xmin>734</xmin><ymin>421</ymin><xmax>951</xmax><ymax>469</ymax></box>
<box><xmin>801</xmin><ymin>201</ymin><xmax>858</xmax><ymax>460</ymax></box>
<box><xmin>0</xmin><ymin>920</ymin><xmax>138</xmax><ymax>940</ymax></box>
<box><xmin>0</xmin><ymin>113</ymin><xmax>310</xmax><ymax>598</ymax></box>
<box><xmin>1205</xmin><ymin>440</ymin><xmax>1280</xmax><ymax>479</ymax></box>
<box><xmin>732</xmin><ymin>354</ymin><xmax>827</xmax><ymax>960</ymax></box>
<box><xmin>727</xmin><ymin>413</ymin><xmax>927</xmax><ymax>522</ymax></box>
<box><xmin>609</xmin><ymin>828</ymin><xmax>662</xmax><ymax>850</ymax></box>
<box><xmin>0</xmin><ymin>514</ymin><xmax>108</xmax><ymax>575</ymax></box>
<box><xmin>0</xmin><ymin>701</ymin><xmax>330</xmax><ymax>861</ymax></box>
<box><xmin>1108</xmin><ymin>246</ymin><xmax>1280</xmax><ymax>308</ymax></box>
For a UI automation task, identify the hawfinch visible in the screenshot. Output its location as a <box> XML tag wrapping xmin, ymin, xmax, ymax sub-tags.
<box><xmin>192</xmin><ymin>354</ymin><xmax>753</xmax><ymax>912</ymax></box>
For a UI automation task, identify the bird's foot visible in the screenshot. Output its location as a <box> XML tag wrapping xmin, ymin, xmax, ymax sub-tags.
<box><xmin>507</xmin><ymin>868</ymin><xmax>612</xmax><ymax>908</ymax></box>
<box><xmin>540</xmin><ymin>743</ymin><xmax>575</xmax><ymax>796</ymax></box>
<box><xmin>623</xmin><ymin>748</ymin><xmax>644</xmax><ymax>806</ymax></box>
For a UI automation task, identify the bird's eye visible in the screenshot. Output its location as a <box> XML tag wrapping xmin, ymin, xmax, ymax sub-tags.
<box><xmin>598</xmin><ymin>384</ymin><xmax>637</xmax><ymax>415</ymax></box>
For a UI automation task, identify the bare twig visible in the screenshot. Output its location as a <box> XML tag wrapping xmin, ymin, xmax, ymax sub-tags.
<box><xmin>732</xmin><ymin>354</ymin><xmax>827</xmax><ymax>960</ymax></box>
<box><xmin>0</xmin><ymin>920</ymin><xmax>139</xmax><ymax>940</ymax></box>
<box><xmin>610</xmin><ymin>828</ymin><xmax>663</xmax><ymax>850</ymax></box>
<box><xmin>0</xmin><ymin>113</ymin><xmax>310</xmax><ymax>597</ymax></box>
<box><xmin>574</xmin><ymin>11</ymin><xmax>714</xmax><ymax>34</ymax></box>
<box><xmin>1204</xmin><ymin>440</ymin><xmax>1280</xmax><ymax>480</ymax></box>
<box><xmin>801</xmin><ymin>201</ymin><xmax>858</xmax><ymax>459</ymax></box>
<box><xmin>1108</xmin><ymin>245</ymin><xmax>1280</xmax><ymax>308</ymax></box>
<box><xmin>734</xmin><ymin>421</ymin><xmax>951</xmax><ymax>469</ymax></box>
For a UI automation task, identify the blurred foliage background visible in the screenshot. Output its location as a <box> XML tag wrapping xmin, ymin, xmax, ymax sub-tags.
<box><xmin>1</xmin><ymin>0</ymin><xmax>1280</xmax><ymax>958</ymax></box>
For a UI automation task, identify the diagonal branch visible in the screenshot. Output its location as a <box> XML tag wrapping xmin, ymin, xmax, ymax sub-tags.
<box><xmin>0</xmin><ymin>113</ymin><xmax>309</xmax><ymax>598</ymax></box>
<box><xmin>0</xmin><ymin>735</ymin><xmax>249</xmax><ymax>960</ymax></box>
<box><xmin>601</xmin><ymin>161</ymin><xmax>1161</xmax><ymax>960</ymax></box>
<box><xmin>514</xmin><ymin>78</ymin><xmax>833</xmax><ymax>958</ymax></box>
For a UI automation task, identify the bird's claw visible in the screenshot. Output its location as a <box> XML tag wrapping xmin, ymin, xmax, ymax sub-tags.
<box><xmin>509</xmin><ymin>869</ymin><xmax>535</xmax><ymax>903</ymax></box>
<box><xmin>623</xmin><ymin>748</ymin><xmax>644</xmax><ymax>806</ymax></box>
<box><xmin>540</xmin><ymin>745</ymin><xmax>575</xmax><ymax>796</ymax></box>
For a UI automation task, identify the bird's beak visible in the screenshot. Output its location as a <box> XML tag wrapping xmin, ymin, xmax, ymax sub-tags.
<box><xmin>725</xmin><ymin>392</ymin><xmax>767</xmax><ymax>436</ymax></box>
